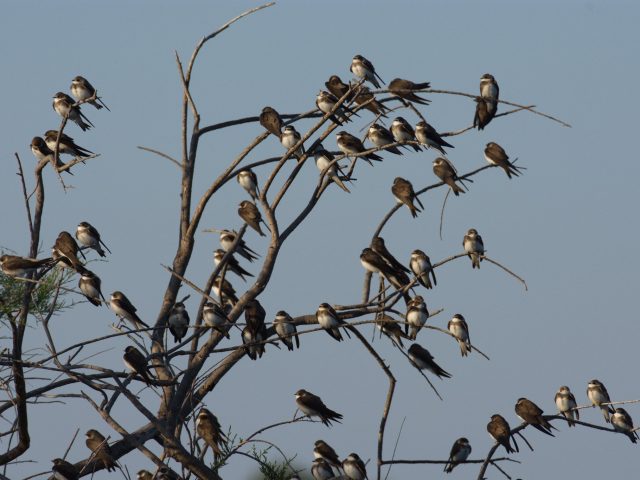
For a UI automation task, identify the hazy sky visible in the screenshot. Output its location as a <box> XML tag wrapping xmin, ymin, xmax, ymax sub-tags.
<box><xmin>2</xmin><ymin>1</ymin><xmax>640</xmax><ymax>479</ymax></box>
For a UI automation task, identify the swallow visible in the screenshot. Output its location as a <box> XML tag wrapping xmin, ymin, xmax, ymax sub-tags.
<box><xmin>409</xmin><ymin>249</ymin><xmax>436</xmax><ymax>289</ymax></box>
<box><xmin>376</xmin><ymin>314</ymin><xmax>409</xmax><ymax>348</ymax></box>
<box><xmin>342</xmin><ymin>453</ymin><xmax>368</xmax><ymax>480</ymax></box>
<box><xmin>213</xmin><ymin>249</ymin><xmax>253</xmax><ymax>281</ymax></box>
<box><xmin>388</xmin><ymin>78</ymin><xmax>431</xmax><ymax>105</ymax></box>
<box><xmin>392</xmin><ymin>177</ymin><xmax>423</xmax><ymax>218</ymax></box>
<box><xmin>168</xmin><ymin>301</ymin><xmax>189</xmax><ymax>343</ymax></box>
<box><xmin>360</xmin><ymin>247</ymin><xmax>410</xmax><ymax>299</ymax></box>
<box><xmin>414</xmin><ymin>120</ymin><xmax>454</xmax><ymax>155</ymax></box>
<box><xmin>316</xmin><ymin>303</ymin><xmax>350</xmax><ymax>342</ymax></box>
<box><xmin>444</xmin><ymin>437</ymin><xmax>471</xmax><ymax>473</ymax></box>
<box><xmin>52</xmin><ymin>231</ymin><xmax>85</xmax><ymax>272</ymax></box>
<box><xmin>70</xmin><ymin>75</ymin><xmax>109</xmax><ymax>110</ymax></box>
<box><xmin>238</xmin><ymin>200</ymin><xmax>267</xmax><ymax>237</ymax></box>
<box><xmin>137</xmin><ymin>471</ymin><xmax>153</xmax><ymax>480</ymax></box>
<box><xmin>314</xmin><ymin>144</ymin><xmax>350</xmax><ymax>193</ymax></box>
<box><xmin>155</xmin><ymin>465</ymin><xmax>182</xmax><ymax>480</ymax></box>
<box><xmin>313</xmin><ymin>439</ymin><xmax>341</xmax><ymax>470</ymax></box>
<box><xmin>390</xmin><ymin>117</ymin><xmax>421</xmax><ymax>152</ymax></box>
<box><xmin>196</xmin><ymin>408</ymin><xmax>226</xmax><ymax>458</ymax></box>
<box><xmin>515</xmin><ymin>397</ymin><xmax>556</xmax><ymax>436</ymax></box>
<box><xmin>0</xmin><ymin>255</ymin><xmax>55</xmax><ymax>277</ymax></box>
<box><xmin>212</xmin><ymin>277</ymin><xmax>238</xmax><ymax>306</ymax></box>
<box><xmin>244</xmin><ymin>298</ymin><xmax>266</xmax><ymax>333</ymax></box>
<box><xmin>53</xmin><ymin>92</ymin><xmax>94</xmax><ymax>131</ymax></box>
<box><xmin>406</xmin><ymin>296</ymin><xmax>429</xmax><ymax>340</ymax></box>
<box><xmin>351</xmin><ymin>54</ymin><xmax>384</xmax><ymax>88</ymax></box>
<box><xmin>76</xmin><ymin>221</ymin><xmax>111</xmax><ymax>257</ymax></box>
<box><xmin>336</xmin><ymin>131</ymin><xmax>383</xmax><ymax>164</ymax></box>
<box><xmin>110</xmin><ymin>291</ymin><xmax>149</xmax><ymax>328</ymax></box>
<box><xmin>295</xmin><ymin>389</ymin><xmax>343</xmax><ymax>426</ymax></box>
<box><xmin>237</xmin><ymin>169</ymin><xmax>260</xmax><ymax>200</ymax></box>
<box><xmin>51</xmin><ymin>458</ymin><xmax>79</xmax><ymax>480</ymax></box>
<box><xmin>242</xmin><ymin>325</ymin><xmax>265</xmax><ymax>360</ymax></box>
<box><xmin>31</xmin><ymin>137</ymin><xmax>72</xmax><ymax>173</ymax></box>
<box><xmin>611</xmin><ymin>408</ymin><xmax>639</xmax><ymax>443</ymax></box>
<box><xmin>479</xmin><ymin>73</ymin><xmax>499</xmax><ymax>114</ymax></box>
<box><xmin>354</xmin><ymin>85</ymin><xmax>388</xmax><ymax>116</ymax></box>
<box><xmin>311</xmin><ymin>458</ymin><xmax>334</xmax><ymax>480</ymax></box>
<box><xmin>587</xmin><ymin>379</ymin><xmax>614</xmax><ymax>423</ymax></box>
<box><xmin>274</xmin><ymin>310</ymin><xmax>300</xmax><ymax>351</ymax></box>
<box><xmin>371</xmin><ymin>237</ymin><xmax>409</xmax><ymax>273</ymax></box>
<box><xmin>316</xmin><ymin>90</ymin><xmax>354</xmax><ymax>125</ymax></box>
<box><xmin>407</xmin><ymin>343</ymin><xmax>451</xmax><ymax>379</ymax></box>
<box><xmin>325</xmin><ymin>75</ymin><xmax>356</xmax><ymax>102</ymax></box>
<box><xmin>220</xmin><ymin>229</ymin><xmax>259</xmax><ymax>262</ymax></box>
<box><xmin>85</xmin><ymin>429</ymin><xmax>116</xmax><ymax>472</ymax></box>
<box><xmin>555</xmin><ymin>386</ymin><xmax>579</xmax><ymax>427</ymax></box>
<box><xmin>123</xmin><ymin>346</ymin><xmax>154</xmax><ymax>385</ymax></box>
<box><xmin>79</xmin><ymin>270</ymin><xmax>106</xmax><ymax>306</ymax></box>
<box><xmin>433</xmin><ymin>157</ymin><xmax>466</xmax><ymax>196</ymax></box>
<box><xmin>487</xmin><ymin>414</ymin><xmax>518</xmax><ymax>454</ymax></box>
<box><xmin>473</xmin><ymin>97</ymin><xmax>494</xmax><ymax>130</ymax></box>
<box><xmin>463</xmin><ymin>228</ymin><xmax>484</xmax><ymax>269</ymax></box>
<box><xmin>448</xmin><ymin>314</ymin><xmax>471</xmax><ymax>357</ymax></box>
<box><xmin>203</xmin><ymin>301</ymin><xmax>231</xmax><ymax>338</ymax></box>
<box><xmin>281</xmin><ymin>125</ymin><xmax>305</xmax><ymax>159</ymax></box>
<box><xmin>259</xmin><ymin>106</ymin><xmax>283</xmax><ymax>138</ymax></box>
<box><xmin>44</xmin><ymin>130</ymin><xmax>93</xmax><ymax>158</ymax></box>
<box><xmin>484</xmin><ymin>142</ymin><xmax>523</xmax><ymax>179</ymax></box>
<box><xmin>367</xmin><ymin>124</ymin><xmax>403</xmax><ymax>155</ymax></box>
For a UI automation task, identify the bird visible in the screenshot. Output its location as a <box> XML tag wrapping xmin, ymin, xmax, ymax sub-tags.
<box><xmin>213</xmin><ymin>249</ymin><xmax>253</xmax><ymax>281</ymax></box>
<box><xmin>78</xmin><ymin>270</ymin><xmax>106</xmax><ymax>306</ymax></box>
<box><xmin>371</xmin><ymin>237</ymin><xmax>410</xmax><ymax>274</ymax></box>
<box><xmin>316</xmin><ymin>303</ymin><xmax>349</xmax><ymax>342</ymax></box>
<box><xmin>196</xmin><ymin>408</ymin><xmax>226</xmax><ymax>458</ymax></box>
<box><xmin>316</xmin><ymin>90</ymin><xmax>355</xmax><ymax>125</ymax></box>
<box><xmin>212</xmin><ymin>277</ymin><xmax>238</xmax><ymax>306</ymax></box>
<box><xmin>376</xmin><ymin>314</ymin><xmax>409</xmax><ymax>348</ymax></box>
<box><xmin>484</xmin><ymin>142</ymin><xmax>523</xmax><ymax>179</ymax></box>
<box><xmin>336</xmin><ymin>131</ymin><xmax>383</xmax><ymax>164</ymax></box>
<box><xmin>409</xmin><ymin>249</ymin><xmax>437</xmax><ymax>289</ymax></box>
<box><xmin>444</xmin><ymin>437</ymin><xmax>472</xmax><ymax>473</ymax></box>
<box><xmin>587</xmin><ymin>379</ymin><xmax>614</xmax><ymax>423</ymax></box>
<box><xmin>555</xmin><ymin>386</ymin><xmax>579</xmax><ymax>427</ymax></box>
<box><xmin>70</xmin><ymin>75</ymin><xmax>109</xmax><ymax>110</ymax></box>
<box><xmin>448</xmin><ymin>314</ymin><xmax>471</xmax><ymax>357</ymax></box>
<box><xmin>473</xmin><ymin>97</ymin><xmax>494</xmax><ymax>130</ymax></box>
<box><xmin>611</xmin><ymin>408</ymin><xmax>639</xmax><ymax>443</ymax></box>
<box><xmin>313</xmin><ymin>439</ymin><xmax>341</xmax><ymax>470</ymax></box>
<box><xmin>515</xmin><ymin>397</ymin><xmax>556</xmax><ymax>436</ymax></box>
<box><xmin>85</xmin><ymin>429</ymin><xmax>116</xmax><ymax>472</ymax></box>
<box><xmin>44</xmin><ymin>130</ymin><xmax>94</xmax><ymax>158</ymax></box>
<box><xmin>342</xmin><ymin>453</ymin><xmax>368</xmax><ymax>480</ymax></box>
<box><xmin>244</xmin><ymin>298</ymin><xmax>266</xmax><ymax>333</ymax></box>
<box><xmin>76</xmin><ymin>221</ymin><xmax>111</xmax><ymax>257</ymax></box>
<box><xmin>155</xmin><ymin>465</ymin><xmax>182</xmax><ymax>480</ymax></box>
<box><xmin>259</xmin><ymin>106</ymin><xmax>283</xmax><ymax>138</ymax></box>
<box><xmin>52</xmin><ymin>231</ymin><xmax>85</xmax><ymax>272</ymax></box>
<box><xmin>325</xmin><ymin>75</ymin><xmax>356</xmax><ymax>102</ymax></box>
<box><xmin>219</xmin><ymin>229</ymin><xmax>259</xmax><ymax>262</ymax></box>
<box><xmin>274</xmin><ymin>310</ymin><xmax>300</xmax><ymax>351</ymax></box>
<box><xmin>479</xmin><ymin>73</ymin><xmax>499</xmax><ymax>114</ymax></box>
<box><xmin>237</xmin><ymin>169</ymin><xmax>260</xmax><ymax>200</ymax></box>
<box><xmin>31</xmin><ymin>137</ymin><xmax>72</xmax><ymax>173</ymax></box>
<box><xmin>463</xmin><ymin>228</ymin><xmax>484</xmax><ymax>269</ymax></box>
<box><xmin>353</xmin><ymin>85</ymin><xmax>388</xmax><ymax>116</ymax></box>
<box><xmin>367</xmin><ymin>124</ymin><xmax>403</xmax><ymax>155</ymax></box>
<box><xmin>0</xmin><ymin>254</ymin><xmax>56</xmax><ymax>278</ymax></box>
<box><xmin>415</xmin><ymin>120</ymin><xmax>454</xmax><ymax>155</ymax></box>
<box><xmin>168</xmin><ymin>301</ymin><xmax>189</xmax><ymax>343</ymax></box>
<box><xmin>52</xmin><ymin>92</ymin><xmax>94</xmax><ymax>131</ymax></box>
<box><xmin>391</xmin><ymin>177</ymin><xmax>423</xmax><ymax>218</ymax></box>
<box><xmin>295</xmin><ymin>389</ymin><xmax>343</xmax><ymax>426</ymax></box>
<box><xmin>388</xmin><ymin>78</ymin><xmax>431</xmax><ymax>105</ymax></box>
<box><xmin>238</xmin><ymin>200</ymin><xmax>267</xmax><ymax>237</ymax></box>
<box><xmin>50</xmin><ymin>458</ymin><xmax>79</xmax><ymax>480</ymax></box>
<box><xmin>487</xmin><ymin>414</ymin><xmax>518</xmax><ymax>454</ymax></box>
<box><xmin>123</xmin><ymin>346</ymin><xmax>154</xmax><ymax>385</ymax></box>
<box><xmin>203</xmin><ymin>301</ymin><xmax>231</xmax><ymax>338</ymax></box>
<box><xmin>433</xmin><ymin>157</ymin><xmax>466</xmax><ymax>195</ymax></box>
<box><xmin>360</xmin><ymin>248</ymin><xmax>410</xmax><ymax>302</ymax></box>
<box><xmin>390</xmin><ymin>117</ymin><xmax>421</xmax><ymax>152</ymax></box>
<box><xmin>280</xmin><ymin>125</ymin><xmax>305</xmax><ymax>159</ymax></box>
<box><xmin>242</xmin><ymin>325</ymin><xmax>265</xmax><ymax>360</ymax></box>
<box><xmin>137</xmin><ymin>470</ymin><xmax>153</xmax><ymax>480</ymax></box>
<box><xmin>313</xmin><ymin>144</ymin><xmax>351</xmax><ymax>193</ymax></box>
<box><xmin>350</xmin><ymin>54</ymin><xmax>384</xmax><ymax>88</ymax></box>
<box><xmin>407</xmin><ymin>343</ymin><xmax>451</xmax><ymax>379</ymax></box>
<box><xmin>406</xmin><ymin>295</ymin><xmax>429</xmax><ymax>340</ymax></box>
<box><xmin>110</xmin><ymin>291</ymin><xmax>149</xmax><ymax>329</ymax></box>
<box><xmin>311</xmin><ymin>458</ymin><xmax>335</xmax><ymax>480</ymax></box>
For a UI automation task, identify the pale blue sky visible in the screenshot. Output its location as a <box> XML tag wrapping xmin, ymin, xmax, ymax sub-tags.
<box><xmin>1</xmin><ymin>1</ymin><xmax>640</xmax><ymax>479</ymax></box>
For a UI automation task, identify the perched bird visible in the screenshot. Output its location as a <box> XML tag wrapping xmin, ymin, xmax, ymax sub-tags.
<box><xmin>123</xmin><ymin>346</ymin><xmax>154</xmax><ymax>385</ymax></box>
<box><xmin>50</xmin><ymin>458</ymin><xmax>79</xmax><ymax>480</ymax></box>
<box><xmin>311</xmin><ymin>458</ymin><xmax>334</xmax><ymax>480</ymax></box>
<box><xmin>388</xmin><ymin>78</ymin><xmax>431</xmax><ymax>105</ymax></box>
<box><xmin>52</xmin><ymin>231</ymin><xmax>85</xmax><ymax>272</ymax></box>
<box><xmin>280</xmin><ymin>125</ymin><xmax>305</xmax><ymax>159</ymax></box>
<box><xmin>406</xmin><ymin>295</ymin><xmax>429</xmax><ymax>340</ymax></box>
<box><xmin>342</xmin><ymin>453</ymin><xmax>368</xmax><ymax>480</ymax></box>
<box><xmin>587</xmin><ymin>379</ymin><xmax>614</xmax><ymax>423</ymax></box>
<box><xmin>203</xmin><ymin>301</ymin><xmax>230</xmax><ymax>339</ymax></box>
<box><xmin>78</xmin><ymin>270</ymin><xmax>106</xmax><ymax>306</ymax></box>
<box><xmin>259</xmin><ymin>106</ymin><xmax>283</xmax><ymax>138</ymax></box>
<box><xmin>515</xmin><ymin>397</ymin><xmax>556</xmax><ymax>436</ymax></box>
<box><xmin>360</xmin><ymin>248</ymin><xmax>410</xmax><ymax>301</ymax></box>
<box><xmin>110</xmin><ymin>291</ymin><xmax>149</xmax><ymax>329</ymax></box>
<box><xmin>237</xmin><ymin>169</ymin><xmax>260</xmax><ymax>200</ymax></box>
<box><xmin>448</xmin><ymin>314</ymin><xmax>471</xmax><ymax>357</ymax></box>
<box><xmin>76</xmin><ymin>221</ymin><xmax>111</xmax><ymax>257</ymax></box>
<box><xmin>313</xmin><ymin>439</ymin><xmax>341</xmax><ymax>470</ymax></box>
<box><xmin>350</xmin><ymin>54</ymin><xmax>384</xmax><ymax>88</ymax></box>
<box><xmin>295</xmin><ymin>389</ymin><xmax>343</xmax><ymax>426</ymax></box>
<box><xmin>0</xmin><ymin>254</ymin><xmax>55</xmax><ymax>278</ymax></box>
<box><xmin>409</xmin><ymin>249</ymin><xmax>436</xmax><ymax>289</ymax></box>
<box><xmin>371</xmin><ymin>237</ymin><xmax>409</xmax><ymax>274</ymax></box>
<box><xmin>484</xmin><ymin>142</ymin><xmax>523</xmax><ymax>179</ymax></box>
<box><xmin>213</xmin><ymin>249</ymin><xmax>253</xmax><ymax>281</ymax></box>
<box><xmin>219</xmin><ymin>229</ymin><xmax>259</xmax><ymax>262</ymax></box>
<box><xmin>611</xmin><ymin>408</ymin><xmax>639</xmax><ymax>443</ymax></box>
<box><xmin>316</xmin><ymin>303</ymin><xmax>350</xmax><ymax>342</ymax></box>
<box><xmin>238</xmin><ymin>200</ymin><xmax>267</xmax><ymax>237</ymax></box>
<box><xmin>444</xmin><ymin>437</ymin><xmax>472</xmax><ymax>474</ymax></box>
<box><xmin>212</xmin><ymin>277</ymin><xmax>238</xmax><ymax>306</ymax></box>
<box><xmin>274</xmin><ymin>310</ymin><xmax>300</xmax><ymax>351</ymax></box>
<box><xmin>487</xmin><ymin>414</ymin><xmax>518</xmax><ymax>454</ymax></box>
<box><xmin>391</xmin><ymin>177</ymin><xmax>423</xmax><ymax>218</ymax></box>
<box><xmin>407</xmin><ymin>343</ymin><xmax>451</xmax><ymax>379</ymax></box>
<box><xmin>168</xmin><ymin>301</ymin><xmax>189</xmax><ymax>343</ymax></box>
<box><xmin>155</xmin><ymin>466</ymin><xmax>182</xmax><ymax>480</ymax></box>
<box><xmin>85</xmin><ymin>429</ymin><xmax>116</xmax><ymax>472</ymax></box>
<box><xmin>137</xmin><ymin>471</ymin><xmax>153</xmax><ymax>480</ymax></box>
<box><xmin>244</xmin><ymin>299</ymin><xmax>266</xmax><ymax>333</ymax></box>
<box><xmin>31</xmin><ymin>137</ymin><xmax>71</xmax><ymax>173</ymax></box>
<box><xmin>196</xmin><ymin>408</ymin><xmax>226</xmax><ymax>458</ymax></box>
<box><xmin>376</xmin><ymin>315</ymin><xmax>408</xmax><ymax>348</ymax></box>
<box><xmin>415</xmin><ymin>120</ymin><xmax>454</xmax><ymax>155</ymax></box>
<box><xmin>44</xmin><ymin>130</ymin><xmax>93</xmax><ymax>158</ymax></box>
<box><xmin>473</xmin><ymin>97</ymin><xmax>494</xmax><ymax>130</ymax></box>
<box><xmin>433</xmin><ymin>157</ymin><xmax>466</xmax><ymax>195</ymax></box>
<box><xmin>555</xmin><ymin>386</ymin><xmax>579</xmax><ymax>427</ymax></box>
<box><xmin>479</xmin><ymin>73</ymin><xmax>499</xmax><ymax>114</ymax></box>
<box><xmin>354</xmin><ymin>85</ymin><xmax>388</xmax><ymax>116</ymax></box>
<box><xmin>325</xmin><ymin>75</ymin><xmax>356</xmax><ymax>102</ymax></box>
<box><xmin>390</xmin><ymin>117</ymin><xmax>421</xmax><ymax>152</ymax></box>
<box><xmin>316</xmin><ymin>90</ymin><xmax>354</xmax><ymax>125</ymax></box>
<box><xmin>463</xmin><ymin>228</ymin><xmax>484</xmax><ymax>269</ymax></box>
<box><xmin>70</xmin><ymin>75</ymin><xmax>109</xmax><ymax>110</ymax></box>
<box><xmin>336</xmin><ymin>131</ymin><xmax>383</xmax><ymax>164</ymax></box>
<box><xmin>367</xmin><ymin>124</ymin><xmax>403</xmax><ymax>155</ymax></box>
<box><xmin>314</xmin><ymin>144</ymin><xmax>351</xmax><ymax>193</ymax></box>
<box><xmin>242</xmin><ymin>325</ymin><xmax>265</xmax><ymax>360</ymax></box>
<box><xmin>52</xmin><ymin>92</ymin><xmax>94</xmax><ymax>131</ymax></box>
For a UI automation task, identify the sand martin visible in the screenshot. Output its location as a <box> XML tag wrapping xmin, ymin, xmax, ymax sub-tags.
<box><xmin>85</xmin><ymin>429</ymin><xmax>116</xmax><ymax>472</ymax></box>
<box><xmin>281</xmin><ymin>125</ymin><xmax>304</xmax><ymax>159</ymax></box>
<box><xmin>587</xmin><ymin>379</ymin><xmax>614</xmax><ymax>423</ymax></box>
<box><xmin>31</xmin><ymin>136</ymin><xmax>71</xmax><ymax>173</ymax></box>
<box><xmin>406</xmin><ymin>295</ymin><xmax>429</xmax><ymax>340</ymax></box>
<box><xmin>487</xmin><ymin>414</ymin><xmax>518</xmax><ymax>454</ymax></box>
<box><xmin>70</xmin><ymin>75</ymin><xmax>109</xmax><ymax>110</ymax></box>
<box><xmin>555</xmin><ymin>386</ymin><xmax>579</xmax><ymax>427</ymax></box>
<box><xmin>484</xmin><ymin>142</ymin><xmax>523</xmax><ymax>179</ymax></box>
<box><xmin>203</xmin><ymin>301</ymin><xmax>231</xmax><ymax>338</ymax></box>
<box><xmin>611</xmin><ymin>408</ymin><xmax>639</xmax><ymax>443</ymax></box>
<box><xmin>325</xmin><ymin>75</ymin><xmax>356</xmax><ymax>102</ymax></box>
<box><xmin>350</xmin><ymin>54</ymin><xmax>384</xmax><ymax>88</ymax></box>
<box><xmin>463</xmin><ymin>228</ymin><xmax>484</xmax><ymax>269</ymax></box>
<box><xmin>371</xmin><ymin>236</ymin><xmax>409</xmax><ymax>274</ymax></box>
<box><xmin>392</xmin><ymin>177</ymin><xmax>423</xmax><ymax>218</ymax></box>
<box><xmin>390</xmin><ymin>117</ymin><xmax>421</xmax><ymax>152</ymax></box>
<box><xmin>342</xmin><ymin>453</ymin><xmax>368</xmax><ymax>480</ymax></box>
<box><xmin>242</xmin><ymin>325</ymin><xmax>265</xmax><ymax>360</ymax></box>
<box><xmin>259</xmin><ymin>106</ymin><xmax>283</xmax><ymax>138</ymax></box>
<box><xmin>238</xmin><ymin>200</ymin><xmax>267</xmax><ymax>237</ymax></box>
<box><xmin>316</xmin><ymin>303</ymin><xmax>349</xmax><ymax>342</ymax></box>
<box><xmin>515</xmin><ymin>397</ymin><xmax>556</xmax><ymax>436</ymax></box>
<box><xmin>415</xmin><ymin>120</ymin><xmax>454</xmax><ymax>155</ymax></box>
<box><xmin>196</xmin><ymin>408</ymin><xmax>226</xmax><ymax>458</ymax></box>
<box><xmin>316</xmin><ymin>90</ymin><xmax>354</xmax><ymax>125</ymax></box>
<box><xmin>367</xmin><ymin>124</ymin><xmax>403</xmax><ymax>155</ymax></box>
<box><xmin>295</xmin><ymin>389</ymin><xmax>343</xmax><ymax>426</ymax></box>
<box><xmin>336</xmin><ymin>131</ymin><xmax>383</xmax><ymax>164</ymax></box>
<box><xmin>0</xmin><ymin>255</ymin><xmax>55</xmax><ymax>278</ymax></box>
<box><xmin>376</xmin><ymin>314</ymin><xmax>409</xmax><ymax>348</ymax></box>
<box><xmin>433</xmin><ymin>157</ymin><xmax>466</xmax><ymax>196</ymax></box>
<box><xmin>480</xmin><ymin>73</ymin><xmax>499</xmax><ymax>114</ymax></box>
<box><xmin>407</xmin><ymin>343</ymin><xmax>451</xmax><ymax>379</ymax></box>
<box><xmin>123</xmin><ymin>345</ymin><xmax>154</xmax><ymax>385</ymax></box>
<box><xmin>137</xmin><ymin>470</ymin><xmax>153</xmax><ymax>480</ymax></box>
<box><xmin>354</xmin><ymin>85</ymin><xmax>388</xmax><ymax>116</ymax></box>
<box><xmin>360</xmin><ymin>247</ymin><xmax>410</xmax><ymax>302</ymax></box>
<box><xmin>388</xmin><ymin>78</ymin><xmax>431</xmax><ymax>105</ymax></box>
<box><xmin>76</xmin><ymin>221</ymin><xmax>111</xmax><ymax>257</ymax></box>
<box><xmin>52</xmin><ymin>92</ymin><xmax>94</xmax><ymax>131</ymax></box>
<box><xmin>79</xmin><ymin>270</ymin><xmax>106</xmax><ymax>306</ymax></box>
<box><xmin>168</xmin><ymin>301</ymin><xmax>189</xmax><ymax>343</ymax></box>
<box><xmin>214</xmin><ymin>249</ymin><xmax>253</xmax><ymax>281</ymax></box>
<box><xmin>313</xmin><ymin>439</ymin><xmax>341</xmax><ymax>470</ymax></box>
<box><xmin>44</xmin><ymin>130</ymin><xmax>93</xmax><ymax>158</ymax></box>
<box><xmin>311</xmin><ymin>458</ymin><xmax>334</xmax><ymax>480</ymax></box>
<box><xmin>237</xmin><ymin>169</ymin><xmax>260</xmax><ymax>200</ymax></box>
<box><xmin>52</xmin><ymin>231</ymin><xmax>85</xmax><ymax>272</ymax></box>
<box><xmin>448</xmin><ymin>314</ymin><xmax>471</xmax><ymax>357</ymax></box>
<box><xmin>244</xmin><ymin>299</ymin><xmax>266</xmax><ymax>333</ymax></box>
<box><xmin>274</xmin><ymin>310</ymin><xmax>300</xmax><ymax>351</ymax></box>
<box><xmin>444</xmin><ymin>437</ymin><xmax>471</xmax><ymax>473</ymax></box>
<box><xmin>473</xmin><ymin>97</ymin><xmax>494</xmax><ymax>130</ymax></box>
<box><xmin>219</xmin><ymin>229</ymin><xmax>259</xmax><ymax>262</ymax></box>
<box><xmin>314</xmin><ymin>144</ymin><xmax>350</xmax><ymax>193</ymax></box>
<box><xmin>51</xmin><ymin>458</ymin><xmax>79</xmax><ymax>480</ymax></box>
<box><xmin>409</xmin><ymin>249</ymin><xmax>436</xmax><ymax>289</ymax></box>
<box><xmin>110</xmin><ymin>291</ymin><xmax>149</xmax><ymax>328</ymax></box>
<box><xmin>212</xmin><ymin>276</ymin><xmax>238</xmax><ymax>306</ymax></box>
